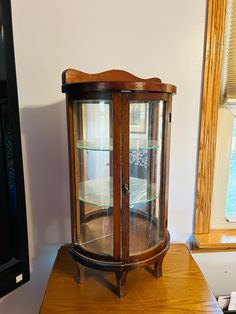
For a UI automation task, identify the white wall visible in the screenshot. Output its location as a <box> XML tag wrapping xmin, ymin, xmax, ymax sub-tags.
<box><xmin>0</xmin><ymin>1</ymin><xmax>206</xmax><ymax>313</ymax></box>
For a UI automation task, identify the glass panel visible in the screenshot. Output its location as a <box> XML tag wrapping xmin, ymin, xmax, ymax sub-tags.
<box><xmin>73</xmin><ymin>99</ymin><xmax>113</xmax><ymax>256</ymax></box>
<box><xmin>225</xmin><ymin>117</ymin><xmax>236</xmax><ymax>221</ymax></box>
<box><xmin>129</xmin><ymin>100</ymin><xmax>163</xmax><ymax>255</ymax></box>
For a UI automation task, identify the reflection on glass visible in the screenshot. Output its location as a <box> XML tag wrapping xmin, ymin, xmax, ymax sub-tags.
<box><xmin>73</xmin><ymin>99</ymin><xmax>114</xmax><ymax>256</ymax></box>
<box><xmin>129</xmin><ymin>100</ymin><xmax>163</xmax><ymax>255</ymax></box>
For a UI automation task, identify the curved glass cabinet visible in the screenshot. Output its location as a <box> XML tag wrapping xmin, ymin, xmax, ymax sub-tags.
<box><xmin>62</xmin><ymin>69</ymin><xmax>176</xmax><ymax>297</ymax></box>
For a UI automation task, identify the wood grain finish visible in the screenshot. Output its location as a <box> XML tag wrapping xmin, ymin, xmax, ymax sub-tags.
<box><xmin>62</xmin><ymin>81</ymin><xmax>176</xmax><ymax>94</ymax></box>
<box><xmin>66</xmin><ymin>95</ymin><xmax>78</xmax><ymax>243</ymax></box>
<box><xmin>194</xmin><ymin>229</ymin><xmax>236</xmax><ymax>249</ymax></box>
<box><xmin>40</xmin><ymin>244</ymin><xmax>221</xmax><ymax>314</ymax></box>
<box><xmin>62</xmin><ymin>69</ymin><xmax>162</xmax><ymax>84</ymax></box>
<box><xmin>121</xmin><ymin>94</ymin><xmax>130</xmax><ymax>261</ymax></box>
<box><xmin>62</xmin><ymin>69</ymin><xmax>176</xmax><ymax>94</ymax></box>
<box><xmin>195</xmin><ymin>0</ymin><xmax>227</xmax><ymax>234</ymax></box>
<box><xmin>112</xmin><ymin>93</ymin><xmax>121</xmax><ymax>259</ymax></box>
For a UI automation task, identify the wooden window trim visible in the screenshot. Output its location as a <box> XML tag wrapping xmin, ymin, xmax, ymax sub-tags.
<box><xmin>194</xmin><ymin>229</ymin><xmax>236</xmax><ymax>250</ymax></box>
<box><xmin>193</xmin><ymin>0</ymin><xmax>236</xmax><ymax>250</ymax></box>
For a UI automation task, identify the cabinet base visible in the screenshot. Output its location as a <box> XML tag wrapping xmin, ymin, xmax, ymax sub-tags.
<box><xmin>71</xmin><ymin>231</ymin><xmax>170</xmax><ymax>297</ymax></box>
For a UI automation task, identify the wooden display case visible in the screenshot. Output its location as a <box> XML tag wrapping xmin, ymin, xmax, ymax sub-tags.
<box><xmin>62</xmin><ymin>69</ymin><xmax>176</xmax><ymax>297</ymax></box>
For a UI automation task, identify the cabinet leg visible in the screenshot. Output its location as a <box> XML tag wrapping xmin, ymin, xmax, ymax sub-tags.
<box><xmin>116</xmin><ymin>271</ymin><xmax>128</xmax><ymax>298</ymax></box>
<box><xmin>76</xmin><ymin>263</ymin><xmax>85</xmax><ymax>284</ymax></box>
<box><xmin>154</xmin><ymin>258</ymin><xmax>164</xmax><ymax>278</ymax></box>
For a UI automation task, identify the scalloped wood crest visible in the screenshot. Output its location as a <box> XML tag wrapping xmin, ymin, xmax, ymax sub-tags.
<box><xmin>62</xmin><ymin>69</ymin><xmax>162</xmax><ymax>84</ymax></box>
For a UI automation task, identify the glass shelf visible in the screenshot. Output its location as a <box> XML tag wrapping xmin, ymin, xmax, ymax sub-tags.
<box><xmin>79</xmin><ymin>176</ymin><xmax>158</xmax><ymax>207</ymax></box>
<box><xmin>77</xmin><ymin>138</ymin><xmax>159</xmax><ymax>151</ymax></box>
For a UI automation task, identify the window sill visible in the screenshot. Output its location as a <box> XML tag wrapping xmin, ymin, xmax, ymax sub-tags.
<box><xmin>188</xmin><ymin>230</ymin><xmax>236</xmax><ymax>253</ymax></box>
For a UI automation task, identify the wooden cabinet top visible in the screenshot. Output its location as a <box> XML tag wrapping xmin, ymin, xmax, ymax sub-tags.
<box><xmin>62</xmin><ymin>69</ymin><xmax>176</xmax><ymax>94</ymax></box>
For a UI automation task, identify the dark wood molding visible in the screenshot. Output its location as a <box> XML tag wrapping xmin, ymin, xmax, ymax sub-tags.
<box><xmin>62</xmin><ymin>69</ymin><xmax>162</xmax><ymax>84</ymax></box>
<box><xmin>62</xmin><ymin>69</ymin><xmax>176</xmax><ymax>94</ymax></box>
<box><xmin>112</xmin><ymin>93</ymin><xmax>121</xmax><ymax>259</ymax></box>
<box><xmin>62</xmin><ymin>81</ymin><xmax>176</xmax><ymax>94</ymax></box>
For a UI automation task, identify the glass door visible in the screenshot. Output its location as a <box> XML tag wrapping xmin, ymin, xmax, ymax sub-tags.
<box><xmin>121</xmin><ymin>93</ymin><xmax>168</xmax><ymax>257</ymax></box>
<box><xmin>129</xmin><ymin>98</ymin><xmax>164</xmax><ymax>255</ymax></box>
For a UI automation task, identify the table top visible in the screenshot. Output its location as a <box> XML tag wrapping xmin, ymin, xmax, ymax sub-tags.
<box><xmin>40</xmin><ymin>244</ymin><xmax>221</xmax><ymax>314</ymax></box>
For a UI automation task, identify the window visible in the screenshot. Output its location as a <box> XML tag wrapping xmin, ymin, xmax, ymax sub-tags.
<box><xmin>194</xmin><ymin>0</ymin><xmax>236</xmax><ymax>249</ymax></box>
<box><xmin>194</xmin><ymin>0</ymin><xmax>228</xmax><ymax>236</ymax></box>
<box><xmin>211</xmin><ymin>0</ymin><xmax>236</xmax><ymax>229</ymax></box>
<box><xmin>226</xmin><ymin>116</ymin><xmax>236</xmax><ymax>221</ymax></box>
<box><xmin>211</xmin><ymin>106</ymin><xmax>236</xmax><ymax>228</ymax></box>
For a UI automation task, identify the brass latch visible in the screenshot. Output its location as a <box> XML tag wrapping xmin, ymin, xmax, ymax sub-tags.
<box><xmin>122</xmin><ymin>183</ymin><xmax>130</xmax><ymax>196</ymax></box>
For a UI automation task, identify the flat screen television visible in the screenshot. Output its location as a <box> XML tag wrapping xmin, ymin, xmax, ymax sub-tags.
<box><xmin>0</xmin><ymin>0</ymin><xmax>29</xmax><ymax>297</ymax></box>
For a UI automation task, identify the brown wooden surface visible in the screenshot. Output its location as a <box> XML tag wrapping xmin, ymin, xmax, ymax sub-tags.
<box><xmin>66</xmin><ymin>95</ymin><xmax>77</xmax><ymax>243</ymax></box>
<box><xmin>62</xmin><ymin>69</ymin><xmax>162</xmax><ymax>84</ymax></box>
<box><xmin>195</xmin><ymin>0</ymin><xmax>227</xmax><ymax>234</ymax></box>
<box><xmin>112</xmin><ymin>93</ymin><xmax>121</xmax><ymax>259</ymax></box>
<box><xmin>62</xmin><ymin>69</ymin><xmax>176</xmax><ymax>94</ymax></box>
<box><xmin>40</xmin><ymin>244</ymin><xmax>221</xmax><ymax>314</ymax></box>
<box><xmin>194</xmin><ymin>229</ymin><xmax>236</xmax><ymax>249</ymax></box>
<box><xmin>62</xmin><ymin>81</ymin><xmax>176</xmax><ymax>94</ymax></box>
<box><xmin>121</xmin><ymin>94</ymin><xmax>130</xmax><ymax>261</ymax></box>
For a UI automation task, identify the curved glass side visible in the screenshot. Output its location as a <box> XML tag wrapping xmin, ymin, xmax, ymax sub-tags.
<box><xmin>129</xmin><ymin>100</ymin><xmax>164</xmax><ymax>255</ymax></box>
<box><xmin>73</xmin><ymin>99</ymin><xmax>114</xmax><ymax>256</ymax></box>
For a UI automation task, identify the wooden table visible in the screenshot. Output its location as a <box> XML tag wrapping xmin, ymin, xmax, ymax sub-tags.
<box><xmin>40</xmin><ymin>244</ymin><xmax>221</xmax><ymax>314</ymax></box>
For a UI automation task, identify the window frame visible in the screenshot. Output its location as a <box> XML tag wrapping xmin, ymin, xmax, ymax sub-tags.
<box><xmin>194</xmin><ymin>0</ymin><xmax>228</xmax><ymax>234</ymax></box>
<box><xmin>194</xmin><ymin>0</ymin><xmax>236</xmax><ymax>251</ymax></box>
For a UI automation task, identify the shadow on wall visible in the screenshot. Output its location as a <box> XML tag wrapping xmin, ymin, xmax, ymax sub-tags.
<box><xmin>20</xmin><ymin>101</ymin><xmax>71</xmax><ymax>254</ymax></box>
